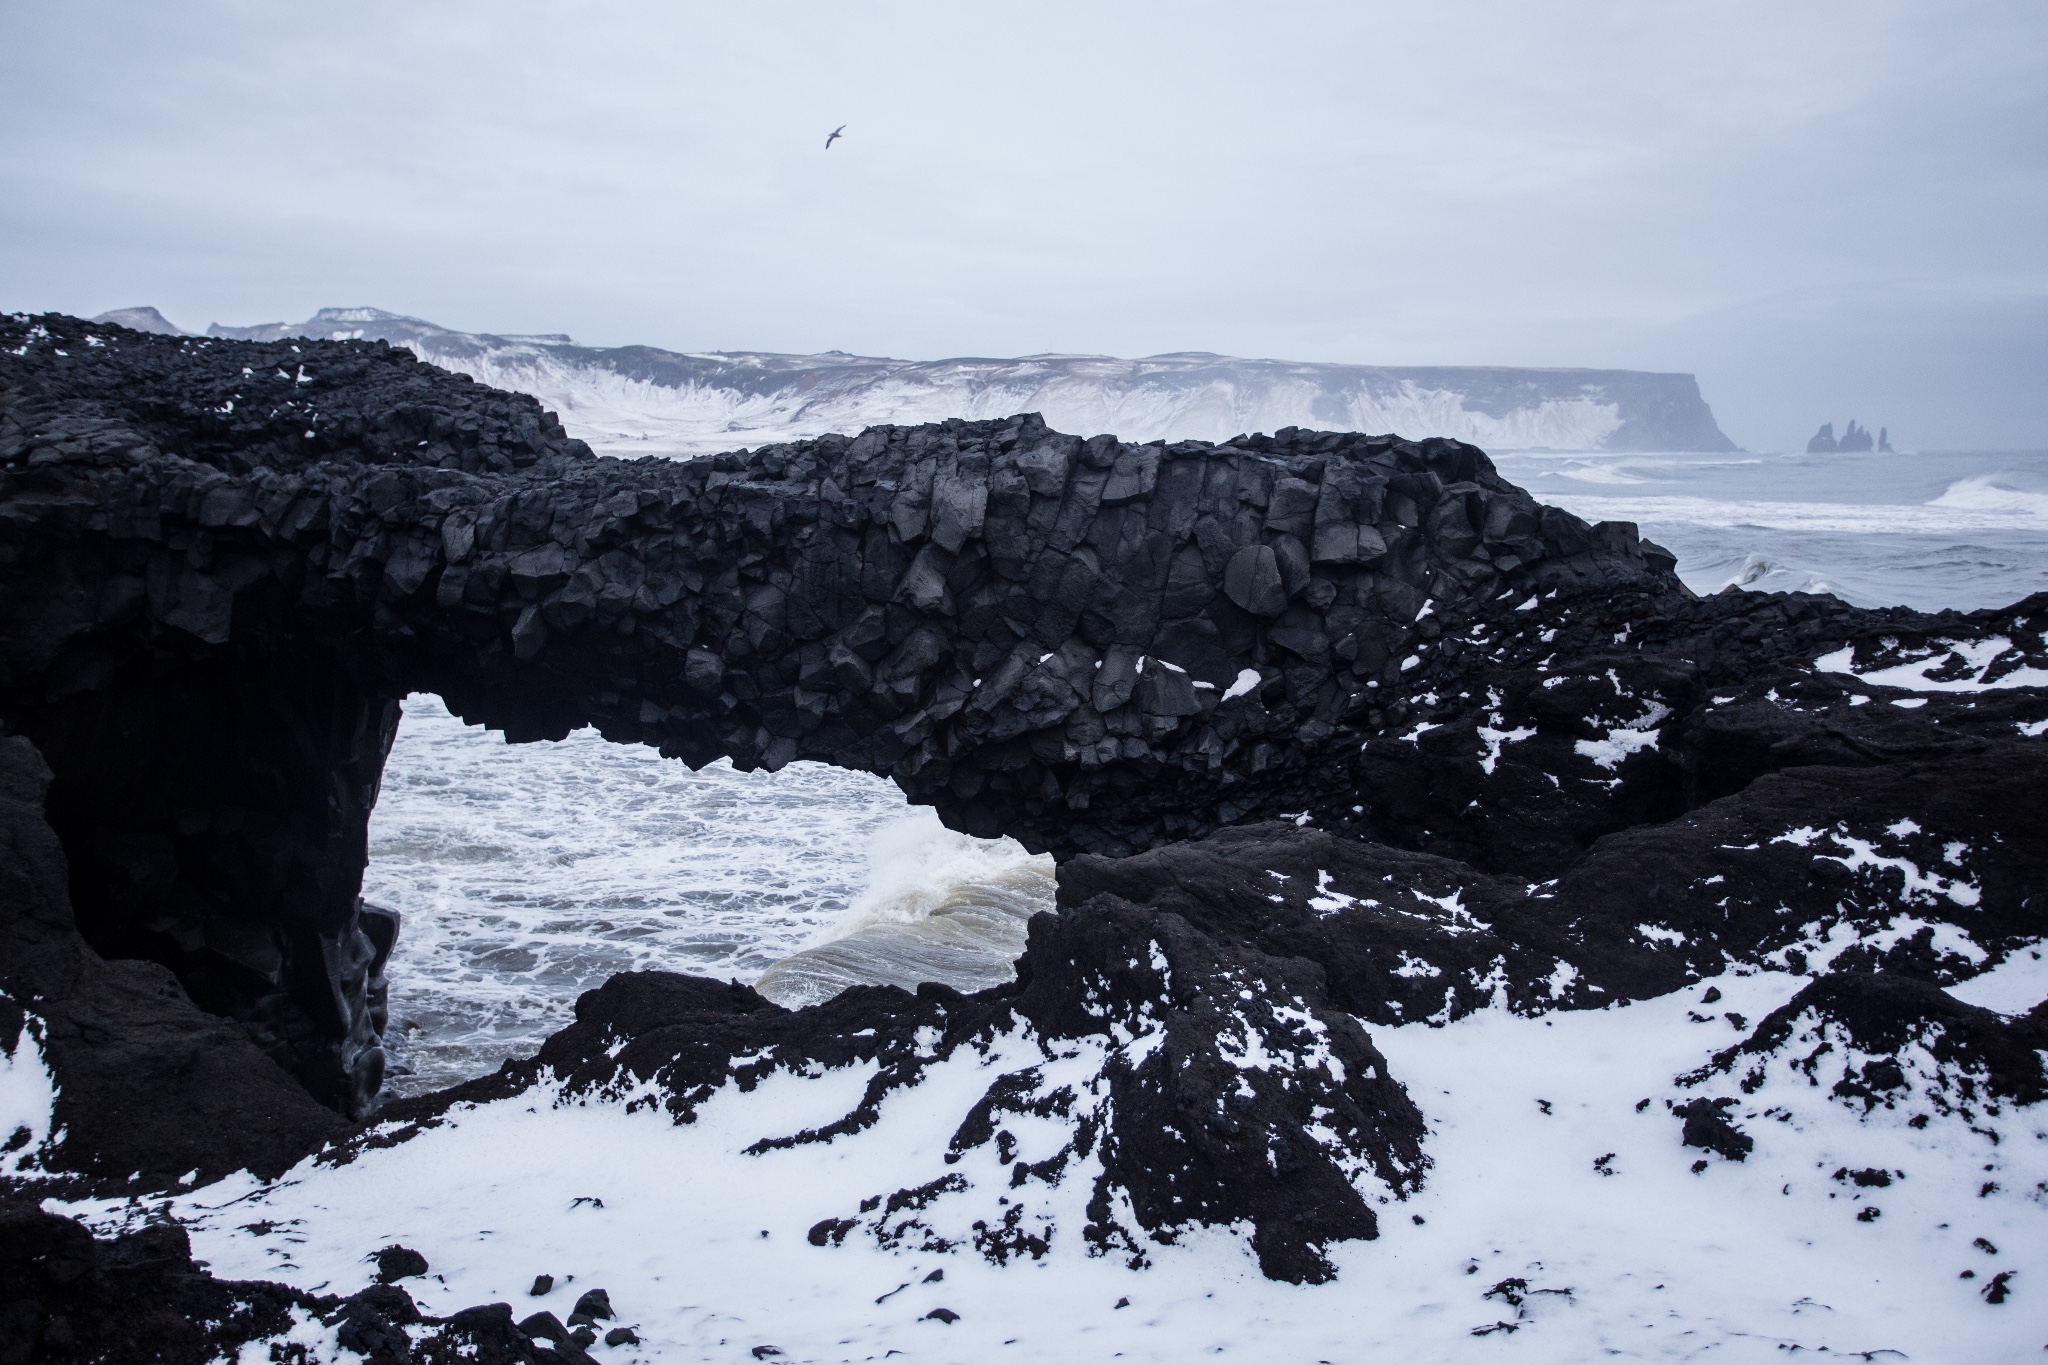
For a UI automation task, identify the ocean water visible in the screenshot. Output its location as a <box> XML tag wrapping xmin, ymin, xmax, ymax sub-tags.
<box><xmin>364</xmin><ymin>447</ymin><xmax>2048</xmax><ymax>1094</ymax></box>
<box><xmin>363</xmin><ymin>695</ymin><xmax>1050</xmax><ymax>1094</ymax></box>
<box><xmin>1494</xmin><ymin>448</ymin><xmax>2048</xmax><ymax>611</ymax></box>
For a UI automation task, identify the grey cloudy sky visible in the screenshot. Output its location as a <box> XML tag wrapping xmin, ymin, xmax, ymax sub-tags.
<box><xmin>3</xmin><ymin>0</ymin><xmax>2043</xmax><ymax>448</ymax></box>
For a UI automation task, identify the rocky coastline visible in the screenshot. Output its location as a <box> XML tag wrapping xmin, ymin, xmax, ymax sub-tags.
<box><xmin>3</xmin><ymin>312</ymin><xmax>2043</xmax><ymax>1360</ymax></box>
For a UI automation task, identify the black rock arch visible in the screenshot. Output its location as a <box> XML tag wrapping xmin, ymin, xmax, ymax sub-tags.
<box><xmin>1</xmin><ymin>313</ymin><xmax>1678</xmax><ymax>1112</ymax></box>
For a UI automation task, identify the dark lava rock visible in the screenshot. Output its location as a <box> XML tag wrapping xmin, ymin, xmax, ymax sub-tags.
<box><xmin>529</xmin><ymin>1273</ymin><xmax>553</xmax><ymax>1295</ymax></box>
<box><xmin>0</xmin><ymin>1204</ymin><xmax>320</xmax><ymax>1365</ymax></box>
<box><xmin>569</xmin><ymin>1286</ymin><xmax>612</xmax><ymax>1320</ymax></box>
<box><xmin>1671</xmin><ymin>1098</ymin><xmax>1753</xmax><ymax>1162</ymax></box>
<box><xmin>1680</xmin><ymin>973</ymin><xmax>2048</xmax><ymax>1115</ymax></box>
<box><xmin>605</xmin><ymin>1326</ymin><xmax>640</xmax><ymax>1346</ymax></box>
<box><xmin>518</xmin><ymin>1309</ymin><xmax>570</xmax><ymax>1341</ymax></box>
<box><xmin>375</xmin><ymin>1244</ymin><xmax>430</xmax><ymax>1283</ymax></box>
<box><xmin>418</xmin><ymin>1302</ymin><xmax>547</xmax><ymax>1363</ymax></box>
<box><xmin>0</xmin><ymin>734</ymin><xmax>347</xmax><ymax>1196</ymax></box>
<box><xmin>334</xmin><ymin>1282</ymin><xmax>417</xmax><ymax>1359</ymax></box>
<box><xmin>0</xmin><ymin>312</ymin><xmax>1701</xmax><ymax>1113</ymax></box>
<box><xmin>3</xmin><ymin>310</ymin><xmax>2046</xmax><ymax>1302</ymax></box>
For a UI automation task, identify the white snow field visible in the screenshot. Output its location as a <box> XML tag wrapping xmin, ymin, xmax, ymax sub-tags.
<box><xmin>39</xmin><ymin>962</ymin><xmax>2046</xmax><ymax>1362</ymax></box>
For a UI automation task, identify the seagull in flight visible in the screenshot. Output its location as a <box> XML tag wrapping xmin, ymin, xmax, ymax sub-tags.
<box><xmin>825</xmin><ymin>124</ymin><xmax>846</xmax><ymax>149</ymax></box>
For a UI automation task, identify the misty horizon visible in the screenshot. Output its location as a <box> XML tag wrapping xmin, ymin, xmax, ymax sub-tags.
<box><xmin>5</xmin><ymin>2</ymin><xmax>2044</xmax><ymax>451</ymax></box>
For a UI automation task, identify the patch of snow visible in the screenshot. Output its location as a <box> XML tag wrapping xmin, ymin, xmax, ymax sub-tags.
<box><xmin>0</xmin><ymin>1003</ymin><xmax>58</xmax><ymax>1177</ymax></box>
<box><xmin>1573</xmin><ymin>726</ymin><xmax>1660</xmax><ymax>770</ymax></box>
<box><xmin>1946</xmin><ymin>943</ymin><xmax>2048</xmax><ymax>1016</ymax></box>
<box><xmin>1308</xmin><ymin>869</ymin><xmax>1357</xmax><ymax>917</ymax></box>
<box><xmin>1475</xmin><ymin>724</ymin><xmax>1535</xmax><ymax>775</ymax></box>
<box><xmin>1815</xmin><ymin>637</ymin><xmax>2048</xmax><ymax>692</ymax></box>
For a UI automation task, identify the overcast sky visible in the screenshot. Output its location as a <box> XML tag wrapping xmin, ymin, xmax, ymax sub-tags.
<box><xmin>3</xmin><ymin>0</ymin><xmax>2043</xmax><ymax>448</ymax></box>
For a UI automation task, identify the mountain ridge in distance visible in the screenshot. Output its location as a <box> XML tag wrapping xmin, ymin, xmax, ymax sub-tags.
<box><xmin>175</xmin><ymin>305</ymin><xmax>1739</xmax><ymax>457</ymax></box>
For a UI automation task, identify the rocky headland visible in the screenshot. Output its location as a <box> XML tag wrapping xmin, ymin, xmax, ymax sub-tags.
<box><xmin>2</xmin><ymin>312</ymin><xmax>2043</xmax><ymax>1360</ymax></box>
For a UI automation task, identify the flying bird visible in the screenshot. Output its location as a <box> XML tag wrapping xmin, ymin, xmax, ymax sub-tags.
<box><xmin>825</xmin><ymin>124</ymin><xmax>846</xmax><ymax>149</ymax></box>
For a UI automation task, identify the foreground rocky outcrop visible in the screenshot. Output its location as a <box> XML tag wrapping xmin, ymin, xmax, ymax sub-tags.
<box><xmin>2</xmin><ymin>311</ymin><xmax>2045</xmax><ymax>1344</ymax></box>
<box><xmin>2</xmin><ymin>309</ymin><xmax>1732</xmax><ymax>1110</ymax></box>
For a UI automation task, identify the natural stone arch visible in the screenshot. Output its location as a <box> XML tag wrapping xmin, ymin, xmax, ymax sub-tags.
<box><xmin>0</xmin><ymin>314</ymin><xmax>1673</xmax><ymax>1112</ymax></box>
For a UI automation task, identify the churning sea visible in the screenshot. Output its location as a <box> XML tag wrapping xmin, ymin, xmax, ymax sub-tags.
<box><xmin>363</xmin><ymin>447</ymin><xmax>2048</xmax><ymax>1094</ymax></box>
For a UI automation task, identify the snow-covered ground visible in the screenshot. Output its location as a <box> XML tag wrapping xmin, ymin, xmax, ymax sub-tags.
<box><xmin>30</xmin><ymin>959</ymin><xmax>2044</xmax><ymax>1362</ymax></box>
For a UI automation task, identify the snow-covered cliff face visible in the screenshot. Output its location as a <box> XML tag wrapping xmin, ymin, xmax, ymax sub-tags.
<box><xmin>208</xmin><ymin>308</ymin><xmax>1738</xmax><ymax>457</ymax></box>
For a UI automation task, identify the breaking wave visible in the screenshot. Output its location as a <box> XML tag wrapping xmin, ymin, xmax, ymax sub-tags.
<box><xmin>753</xmin><ymin>809</ymin><xmax>1055</xmax><ymax>1010</ymax></box>
<box><xmin>1928</xmin><ymin>473</ymin><xmax>2048</xmax><ymax>523</ymax></box>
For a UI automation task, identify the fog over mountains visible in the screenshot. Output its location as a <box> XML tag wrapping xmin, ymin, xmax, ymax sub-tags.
<box><xmin>134</xmin><ymin>307</ymin><xmax>1739</xmax><ymax>458</ymax></box>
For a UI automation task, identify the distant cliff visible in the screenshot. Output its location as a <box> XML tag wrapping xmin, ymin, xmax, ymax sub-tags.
<box><xmin>200</xmin><ymin>307</ymin><xmax>1740</xmax><ymax>457</ymax></box>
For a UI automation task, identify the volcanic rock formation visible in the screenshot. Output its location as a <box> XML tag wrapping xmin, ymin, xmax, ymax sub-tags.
<box><xmin>2</xmin><ymin>312</ymin><xmax>2046</xmax><ymax>1316</ymax></box>
<box><xmin>0</xmin><ymin>310</ymin><xmax>1701</xmax><ymax>1114</ymax></box>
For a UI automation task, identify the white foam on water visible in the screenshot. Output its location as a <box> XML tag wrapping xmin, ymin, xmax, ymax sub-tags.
<box><xmin>1538</xmin><ymin>493</ymin><xmax>2048</xmax><ymax>537</ymax></box>
<box><xmin>753</xmin><ymin>808</ymin><xmax>1054</xmax><ymax>1009</ymax></box>
<box><xmin>1491</xmin><ymin>450</ymin><xmax>2048</xmax><ymax>610</ymax></box>
<box><xmin>1930</xmin><ymin>473</ymin><xmax>2048</xmax><ymax>521</ymax></box>
<box><xmin>364</xmin><ymin>696</ymin><xmax>911</xmax><ymax>1093</ymax></box>
<box><xmin>364</xmin><ymin>695</ymin><xmax>1058</xmax><ymax>1093</ymax></box>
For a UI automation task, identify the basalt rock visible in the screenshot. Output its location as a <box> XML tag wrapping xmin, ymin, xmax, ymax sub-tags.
<box><xmin>0</xmin><ymin>311</ymin><xmax>1701</xmax><ymax>1109</ymax></box>
<box><xmin>0</xmin><ymin>1204</ymin><xmax>320</xmax><ymax>1364</ymax></box>
<box><xmin>0</xmin><ymin>734</ymin><xmax>349</xmax><ymax>1193</ymax></box>
<box><xmin>4</xmin><ymin>312</ymin><xmax>2047</xmax><ymax>1301</ymax></box>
